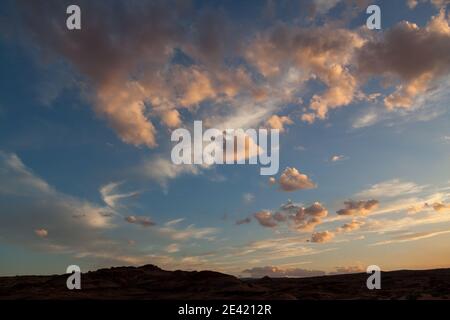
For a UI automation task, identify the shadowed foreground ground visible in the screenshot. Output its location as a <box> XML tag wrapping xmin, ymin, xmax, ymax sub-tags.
<box><xmin>1</xmin><ymin>265</ymin><xmax>449</xmax><ymax>300</ymax></box>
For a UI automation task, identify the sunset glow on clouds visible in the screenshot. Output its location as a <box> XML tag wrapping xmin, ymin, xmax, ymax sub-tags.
<box><xmin>0</xmin><ymin>0</ymin><xmax>450</xmax><ymax>277</ymax></box>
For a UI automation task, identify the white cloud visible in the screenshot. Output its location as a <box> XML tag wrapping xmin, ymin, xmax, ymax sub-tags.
<box><xmin>140</xmin><ymin>156</ymin><xmax>200</xmax><ymax>191</ymax></box>
<box><xmin>352</xmin><ymin>109</ymin><xmax>380</xmax><ymax>128</ymax></box>
<box><xmin>242</xmin><ymin>193</ymin><xmax>255</xmax><ymax>204</ymax></box>
<box><xmin>158</xmin><ymin>224</ymin><xmax>218</xmax><ymax>241</ymax></box>
<box><xmin>100</xmin><ymin>181</ymin><xmax>139</xmax><ymax>209</ymax></box>
<box><xmin>164</xmin><ymin>218</ymin><xmax>185</xmax><ymax>227</ymax></box>
<box><xmin>330</xmin><ymin>155</ymin><xmax>346</xmax><ymax>162</ymax></box>
<box><xmin>355</xmin><ymin>179</ymin><xmax>425</xmax><ymax>199</ymax></box>
<box><xmin>371</xmin><ymin>230</ymin><xmax>450</xmax><ymax>246</ymax></box>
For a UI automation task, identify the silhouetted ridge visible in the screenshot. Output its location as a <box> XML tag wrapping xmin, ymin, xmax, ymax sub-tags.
<box><xmin>1</xmin><ymin>265</ymin><xmax>449</xmax><ymax>300</ymax></box>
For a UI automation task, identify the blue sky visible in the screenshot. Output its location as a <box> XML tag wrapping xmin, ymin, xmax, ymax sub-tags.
<box><xmin>1</xmin><ymin>0</ymin><xmax>450</xmax><ymax>277</ymax></box>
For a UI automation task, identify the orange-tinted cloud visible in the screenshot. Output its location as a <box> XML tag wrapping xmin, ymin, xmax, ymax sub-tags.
<box><xmin>266</xmin><ymin>115</ymin><xmax>293</xmax><ymax>132</ymax></box>
<box><xmin>34</xmin><ymin>228</ymin><xmax>48</xmax><ymax>238</ymax></box>
<box><xmin>277</xmin><ymin>167</ymin><xmax>317</xmax><ymax>192</ymax></box>
<box><xmin>310</xmin><ymin>230</ymin><xmax>335</xmax><ymax>243</ymax></box>
<box><xmin>242</xmin><ymin>266</ymin><xmax>326</xmax><ymax>278</ymax></box>
<box><xmin>337</xmin><ymin>199</ymin><xmax>379</xmax><ymax>216</ymax></box>
<box><xmin>357</xmin><ymin>10</ymin><xmax>450</xmax><ymax>109</ymax></box>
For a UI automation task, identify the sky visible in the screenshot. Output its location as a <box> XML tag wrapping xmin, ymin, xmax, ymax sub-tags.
<box><xmin>0</xmin><ymin>0</ymin><xmax>450</xmax><ymax>277</ymax></box>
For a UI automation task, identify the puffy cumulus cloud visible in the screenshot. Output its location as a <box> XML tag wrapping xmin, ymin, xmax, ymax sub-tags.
<box><xmin>289</xmin><ymin>202</ymin><xmax>329</xmax><ymax>231</ymax></box>
<box><xmin>310</xmin><ymin>230</ymin><xmax>335</xmax><ymax>243</ymax></box>
<box><xmin>34</xmin><ymin>229</ymin><xmax>48</xmax><ymax>238</ymax></box>
<box><xmin>15</xmin><ymin>0</ymin><xmax>192</xmax><ymax>148</ymax></box>
<box><xmin>277</xmin><ymin>167</ymin><xmax>317</xmax><ymax>192</ymax></box>
<box><xmin>177</xmin><ymin>67</ymin><xmax>217</xmax><ymax>107</ymax></box>
<box><xmin>246</xmin><ymin>24</ymin><xmax>364</xmax><ymax>121</ymax></box>
<box><xmin>355</xmin><ymin>179</ymin><xmax>425</xmax><ymax>199</ymax></box>
<box><xmin>308</xmin><ymin>64</ymin><xmax>358</xmax><ymax>120</ymax></box>
<box><xmin>254</xmin><ymin>210</ymin><xmax>279</xmax><ymax>228</ymax></box>
<box><xmin>11</xmin><ymin>1</ymin><xmax>450</xmax><ymax>150</ymax></box>
<box><xmin>357</xmin><ymin>10</ymin><xmax>450</xmax><ymax>110</ymax></box>
<box><xmin>301</xmin><ymin>113</ymin><xmax>316</xmax><ymax>124</ymax></box>
<box><xmin>266</xmin><ymin>115</ymin><xmax>293</xmax><ymax>132</ymax></box>
<box><xmin>337</xmin><ymin>220</ymin><xmax>365</xmax><ymax>232</ymax></box>
<box><xmin>337</xmin><ymin>199</ymin><xmax>379</xmax><ymax>216</ymax></box>
<box><xmin>159</xmin><ymin>109</ymin><xmax>182</xmax><ymax>129</ymax></box>
<box><xmin>251</xmin><ymin>201</ymin><xmax>328</xmax><ymax>232</ymax></box>
<box><xmin>384</xmin><ymin>73</ymin><xmax>433</xmax><ymax>109</ymax></box>
<box><xmin>96</xmin><ymin>81</ymin><xmax>158</xmax><ymax>147</ymax></box>
<box><xmin>125</xmin><ymin>215</ymin><xmax>156</xmax><ymax>227</ymax></box>
<box><xmin>242</xmin><ymin>266</ymin><xmax>325</xmax><ymax>278</ymax></box>
<box><xmin>14</xmin><ymin>1</ymin><xmax>255</xmax><ymax>148</ymax></box>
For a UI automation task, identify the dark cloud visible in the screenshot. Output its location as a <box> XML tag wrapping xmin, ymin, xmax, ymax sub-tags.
<box><xmin>252</xmin><ymin>201</ymin><xmax>328</xmax><ymax>232</ymax></box>
<box><xmin>357</xmin><ymin>10</ymin><xmax>450</xmax><ymax>109</ymax></box>
<box><xmin>125</xmin><ymin>215</ymin><xmax>156</xmax><ymax>227</ymax></box>
<box><xmin>337</xmin><ymin>199</ymin><xmax>379</xmax><ymax>216</ymax></box>
<box><xmin>235</xmin><ymin>217</ymin><xmax>252</xmax><ymax>225</ymax></box>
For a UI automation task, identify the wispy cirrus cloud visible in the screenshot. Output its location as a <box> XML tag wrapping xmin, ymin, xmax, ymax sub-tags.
<box><xmin>100</xmin><ymin>181</ymin><xmax>140</xmax><ymax>210</ymax></box>
<box><xmin>371</xmin><ymin>230</ymin><xmax>450</xmax><ymax>246</ymax></box>
<box><xmin>355</xmin><ymin>179</ymin><xmax>426</xmax><ymax>199</ymax></box>
<box><xmin>0</xmin><ymin>151</ymin><xmax>116</xmax><ymax>252</ymax></box>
